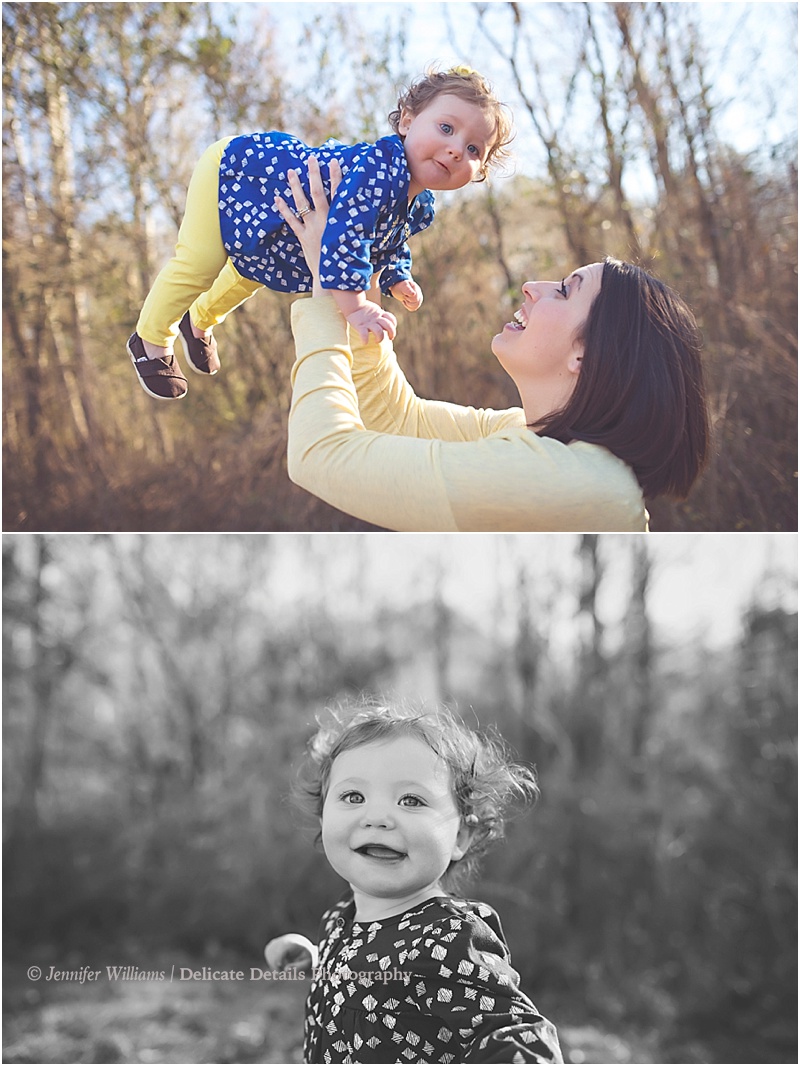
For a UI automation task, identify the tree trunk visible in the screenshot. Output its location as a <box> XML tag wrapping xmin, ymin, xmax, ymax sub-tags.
<box><xmin>3</xmin><ymin>70</ymin><xmax>93</xmax><ymax>450</ymax></box>
<box><xmin>572</xmin><ymin>534</ymin><xmax>606</xmax><ymax>774</ymax></box>
<box><xmin>39</xmin><ymin>6</ymin><xmax>105</xmax><ymax>453</ymax></box>
<box><xmin>10</xmin><ymin>537</ymin><xmax>56</xmax><ymax>842</ymax></box>
<box><xmin>584</xmin><ymin>5</ymin><xmax>642</xmax><ymax>259</ymax></box>
<box><xmin>628</xmin><ymin>540</ymin><xmax>654</xmax><ymax>764</ymax></box>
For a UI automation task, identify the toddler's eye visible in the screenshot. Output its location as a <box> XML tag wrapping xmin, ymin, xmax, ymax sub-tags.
<box><xmin>468</xmin><ymin>144</ymin><xmax>479</xmax><ymax>156</ymax></box>
<box><xmin>341</xmin><ymin>790</ymin><xmax>364</xmax><ymax>804</ymax></box>
<box><xmin>440</xmin><ymin>123</ymin><xmax>453</xmax><ymax>134</ymax></box>
<box><xmin>558</xmin><ymin>278</ymin><xmax>568</xmax><ymax>298</ymax></box>
<box><xmin>399</xmin><ymin>795</ymin><xmax>425</xmax><ymax>808</ymax></box>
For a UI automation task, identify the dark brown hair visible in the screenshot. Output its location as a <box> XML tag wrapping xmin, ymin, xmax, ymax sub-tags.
<box><xmin>388</xmin><ymin>66</ymin><xmax>514</xmax><ymax>179</ymax></box>
<box><xmin>534</xmin><ymin>258</ymin><xmax>710</xmax><ymax>500</ymax></box>
<box><xmin>294</xmin><ymin>698</ymin><xmax>538</xmax><ymax>887</ymax></box>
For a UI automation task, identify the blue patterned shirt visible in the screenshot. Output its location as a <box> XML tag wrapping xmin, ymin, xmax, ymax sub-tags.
<box><xmin>218</xmin><ymin>132</ymin><xmax>435</xmax><ymax>296</ymax></box>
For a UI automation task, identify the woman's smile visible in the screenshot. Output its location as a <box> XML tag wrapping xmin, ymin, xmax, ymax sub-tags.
<box><xmin>504</xmin><ymin>308</ymin><xmax>528</xmax><ymax>332</ymax></box>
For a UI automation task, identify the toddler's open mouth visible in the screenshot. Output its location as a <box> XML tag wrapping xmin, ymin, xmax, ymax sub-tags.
<box><xmin>355</xmin><ymin>844</ymin><xmax>406</xmax><ymax>861</ymax></box>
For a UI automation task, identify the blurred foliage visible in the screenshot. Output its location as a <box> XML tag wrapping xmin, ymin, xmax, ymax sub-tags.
<box><xmin>2</xmin><ymin>533</ymin><xmax>797</xmax><ymax>1064</ymax></box>
<box><xmin>1</xmin><ymin>2</ymin><xmax>796</xmax><ymax>531</ymax></box>
<box><xmin>2</xmin><ymin>966</ymin><xmax>308</xmax><ymax>1065</ymax></box>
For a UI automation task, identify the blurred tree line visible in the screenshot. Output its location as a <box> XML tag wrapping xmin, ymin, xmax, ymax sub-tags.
<box><xmin>2</xmin><ymin>1</ymin><xmax>796</xmax><ymax>532</ymax></box>
<box><xmin>3</xmin><ymin>533</ymin><xmax>797</xmax><ymax>1064</ymax></box>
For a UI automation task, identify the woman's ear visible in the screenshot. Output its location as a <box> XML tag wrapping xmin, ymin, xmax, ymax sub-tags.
<box><xmin>567</xmin><ymin>344</ymin><xmax>583</xmax><ymax>375</ymax></box>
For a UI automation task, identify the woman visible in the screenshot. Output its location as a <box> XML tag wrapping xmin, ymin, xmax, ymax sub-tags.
<box><xmin>277</xmin><ymin>158</ymin><xmax>709</xmax><ymax>532</ymax></box>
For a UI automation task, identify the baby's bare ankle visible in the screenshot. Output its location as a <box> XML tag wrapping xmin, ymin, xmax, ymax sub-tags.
<box><xmin>190</xmin><ymin>317</ymin><xmax>213</xmax><ymax>340</ymax></box>
<box><xmin>141</xmin><ymin>338</ymin><xmax>171</xmax><ymax>361</ymax></box>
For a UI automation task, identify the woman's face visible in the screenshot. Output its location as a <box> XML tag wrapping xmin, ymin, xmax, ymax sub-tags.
<box><xmin>491</xmin><ymin>262</ymin><xmax>604</xmax><ymax>398</ymax></box>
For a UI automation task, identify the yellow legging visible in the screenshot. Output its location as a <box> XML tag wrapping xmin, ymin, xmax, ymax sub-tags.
<box><xmin>136</xmin><ymin>136</ymin><xmax>264</xmax><ymax>347</ymax></box>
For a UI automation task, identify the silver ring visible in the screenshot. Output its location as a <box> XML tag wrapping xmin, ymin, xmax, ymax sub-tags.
<box><xmin>296</xmin><ymin>207</ymin><xmax>312</xmax><ymax>218</ymax></box>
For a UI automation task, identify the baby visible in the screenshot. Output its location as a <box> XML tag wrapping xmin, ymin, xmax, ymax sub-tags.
<box><xmin>127</xmin><ymin>66</ymin><xmax>513</xmax><ymax>400</ymax></box>
<box><xmin>266</xmin><ymin>701</ymin><xmax>563</xmax><ymax>1064</ymax></box>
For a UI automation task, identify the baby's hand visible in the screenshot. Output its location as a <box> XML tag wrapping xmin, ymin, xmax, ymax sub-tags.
<box><xmin>345</xmin><ymin>301</ymin><xmax>398</xmax><ymax>343</ymax></box>
<box><xmin>390</xmin><ymin>279</ymin><xmax>424</xmax><ymax>312</ymax></box>
<box><xmin>264</xmin><ymin>933</ymin><xmax>318</xmax><ymax>972</ymax></box>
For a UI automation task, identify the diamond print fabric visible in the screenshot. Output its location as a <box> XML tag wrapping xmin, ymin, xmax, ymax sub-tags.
<box><xmin>217</xmin><ymin>132</ymin><xmax>435</xmax><ymax>296</ymax></box>
<box><xmin>304</xmin><ymin>896</ymin><xmax>563</xmax><ymax>1063</ymax></box>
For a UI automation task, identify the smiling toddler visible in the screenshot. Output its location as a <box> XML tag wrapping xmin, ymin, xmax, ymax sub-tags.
<box><xmin>265</xmin><ymin>701</ymin><xmax>563</xmax><ymax>1063</ymax></box>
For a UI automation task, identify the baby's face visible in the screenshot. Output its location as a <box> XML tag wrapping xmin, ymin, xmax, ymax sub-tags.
<box><xmin>321</xmin><ymin>735</ymin><xmax>469</xmax><ymax>913</ymax></box>
<box><xmin>398</xmin><ymin>93</ymin><xmax>495</xmax><ymax>196</ymax></box>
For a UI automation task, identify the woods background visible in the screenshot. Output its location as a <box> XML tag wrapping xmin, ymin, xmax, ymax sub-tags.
<box><xmin>2</xmin><ymin>1</ymin><xmax>797</xmax><ymax>533</ymax></box>
<box><xmin>3</xmin><ymin>532</ymin><xmax>797</xmax><ymax>1064</ymax></box>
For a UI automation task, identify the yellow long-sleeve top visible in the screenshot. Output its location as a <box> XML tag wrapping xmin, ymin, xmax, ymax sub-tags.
<box><xmin>288</xmin><ymin>296</ymin><xmax>648</xmax><ymax>532</ymax></box>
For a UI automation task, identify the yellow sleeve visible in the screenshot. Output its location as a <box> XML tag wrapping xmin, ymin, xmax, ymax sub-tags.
<box><xmin>288</xmin><ymin>296</ymin><xmax>461</xmax><ymax>530</ymax></box>
<box><xmin>346</xmin><ymin>321</ymin><xmax>526</xmax><ymax>440</ymax></box>
<box><xmin>287</xmin><ymin>296</ymin><xmax>648</xmax><ymax>532</ymax></box>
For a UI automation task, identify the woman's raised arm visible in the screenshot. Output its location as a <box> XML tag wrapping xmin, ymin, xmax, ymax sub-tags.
<box><xmin>275</xmin><ymin>160</ymin><xmax>646</xmax><ymax>532</ymax></box>
<box><xmin>274</xmin><ymin>157</ymin><xmax>398</xmax><ymax>343</ymax></box>
<box><xmin>275</xmin><ymin>157</ymin><xmax>521</xmax><ymax>443</ymax></box>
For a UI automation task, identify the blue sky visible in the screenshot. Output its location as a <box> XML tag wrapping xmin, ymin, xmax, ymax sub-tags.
<box><xmin>232</xmin><ymin>1</ymin><xmax>798</xmax><ymax>201</ymax></box>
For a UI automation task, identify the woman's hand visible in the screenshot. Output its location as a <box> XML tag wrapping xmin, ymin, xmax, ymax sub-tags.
<box><xmin>274</xmin><ymin>156</ymin><xmax>342</xmax><ymax>295</ymax></box>
<box><xmin>275</xmin><ymin>156</ymin><xmax>397</xmax><ymax>340</ymax></box>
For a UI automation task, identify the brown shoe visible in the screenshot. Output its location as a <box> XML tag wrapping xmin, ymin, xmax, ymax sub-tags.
<box><xmin>178</xmin><ymin>313</ymin><xmax>220</xmax><ymax>375</ymax></box>
<box><xmin>127</xmin><ymin>333</ymin><xmax>188</xmax><ymax>400</ymax></box>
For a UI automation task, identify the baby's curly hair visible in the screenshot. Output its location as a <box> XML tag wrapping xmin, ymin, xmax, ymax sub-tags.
<box><xmin>388</xmin><ymin>65</ymin><xmax>514</xmax><ymax>180</ymax></box>
<box><xmin>294</xmin><ymin>697</ymin><xmax>538</xmax><ymax>888</ymax></box>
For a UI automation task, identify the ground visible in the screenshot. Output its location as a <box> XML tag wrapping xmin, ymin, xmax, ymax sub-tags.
<box><xmin>3</xmin><ymin>959</ymin><xmax>667</xmax><ymax>1064</ymax></box>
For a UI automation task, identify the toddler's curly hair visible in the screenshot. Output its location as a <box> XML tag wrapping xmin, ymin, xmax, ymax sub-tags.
<box><xmin>388</xmin><ymin>65</ymin><xmax>514</xmax><ymax>180</ymax></box>
<box><xmin>294</xmin><ymin>697</ymin><xmax>538</xmax><ymax>887</ymax></box>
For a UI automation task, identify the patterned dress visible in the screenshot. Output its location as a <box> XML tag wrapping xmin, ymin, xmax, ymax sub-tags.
<box><xmin>217</xmin><ymin>132</ymin><xmax>435</xmax><ymax>297</ymax></box>
<box><xmin>304</xmin><ymin>895</ymin><xmax>563</xmax><ymax>1064</ymax></box>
